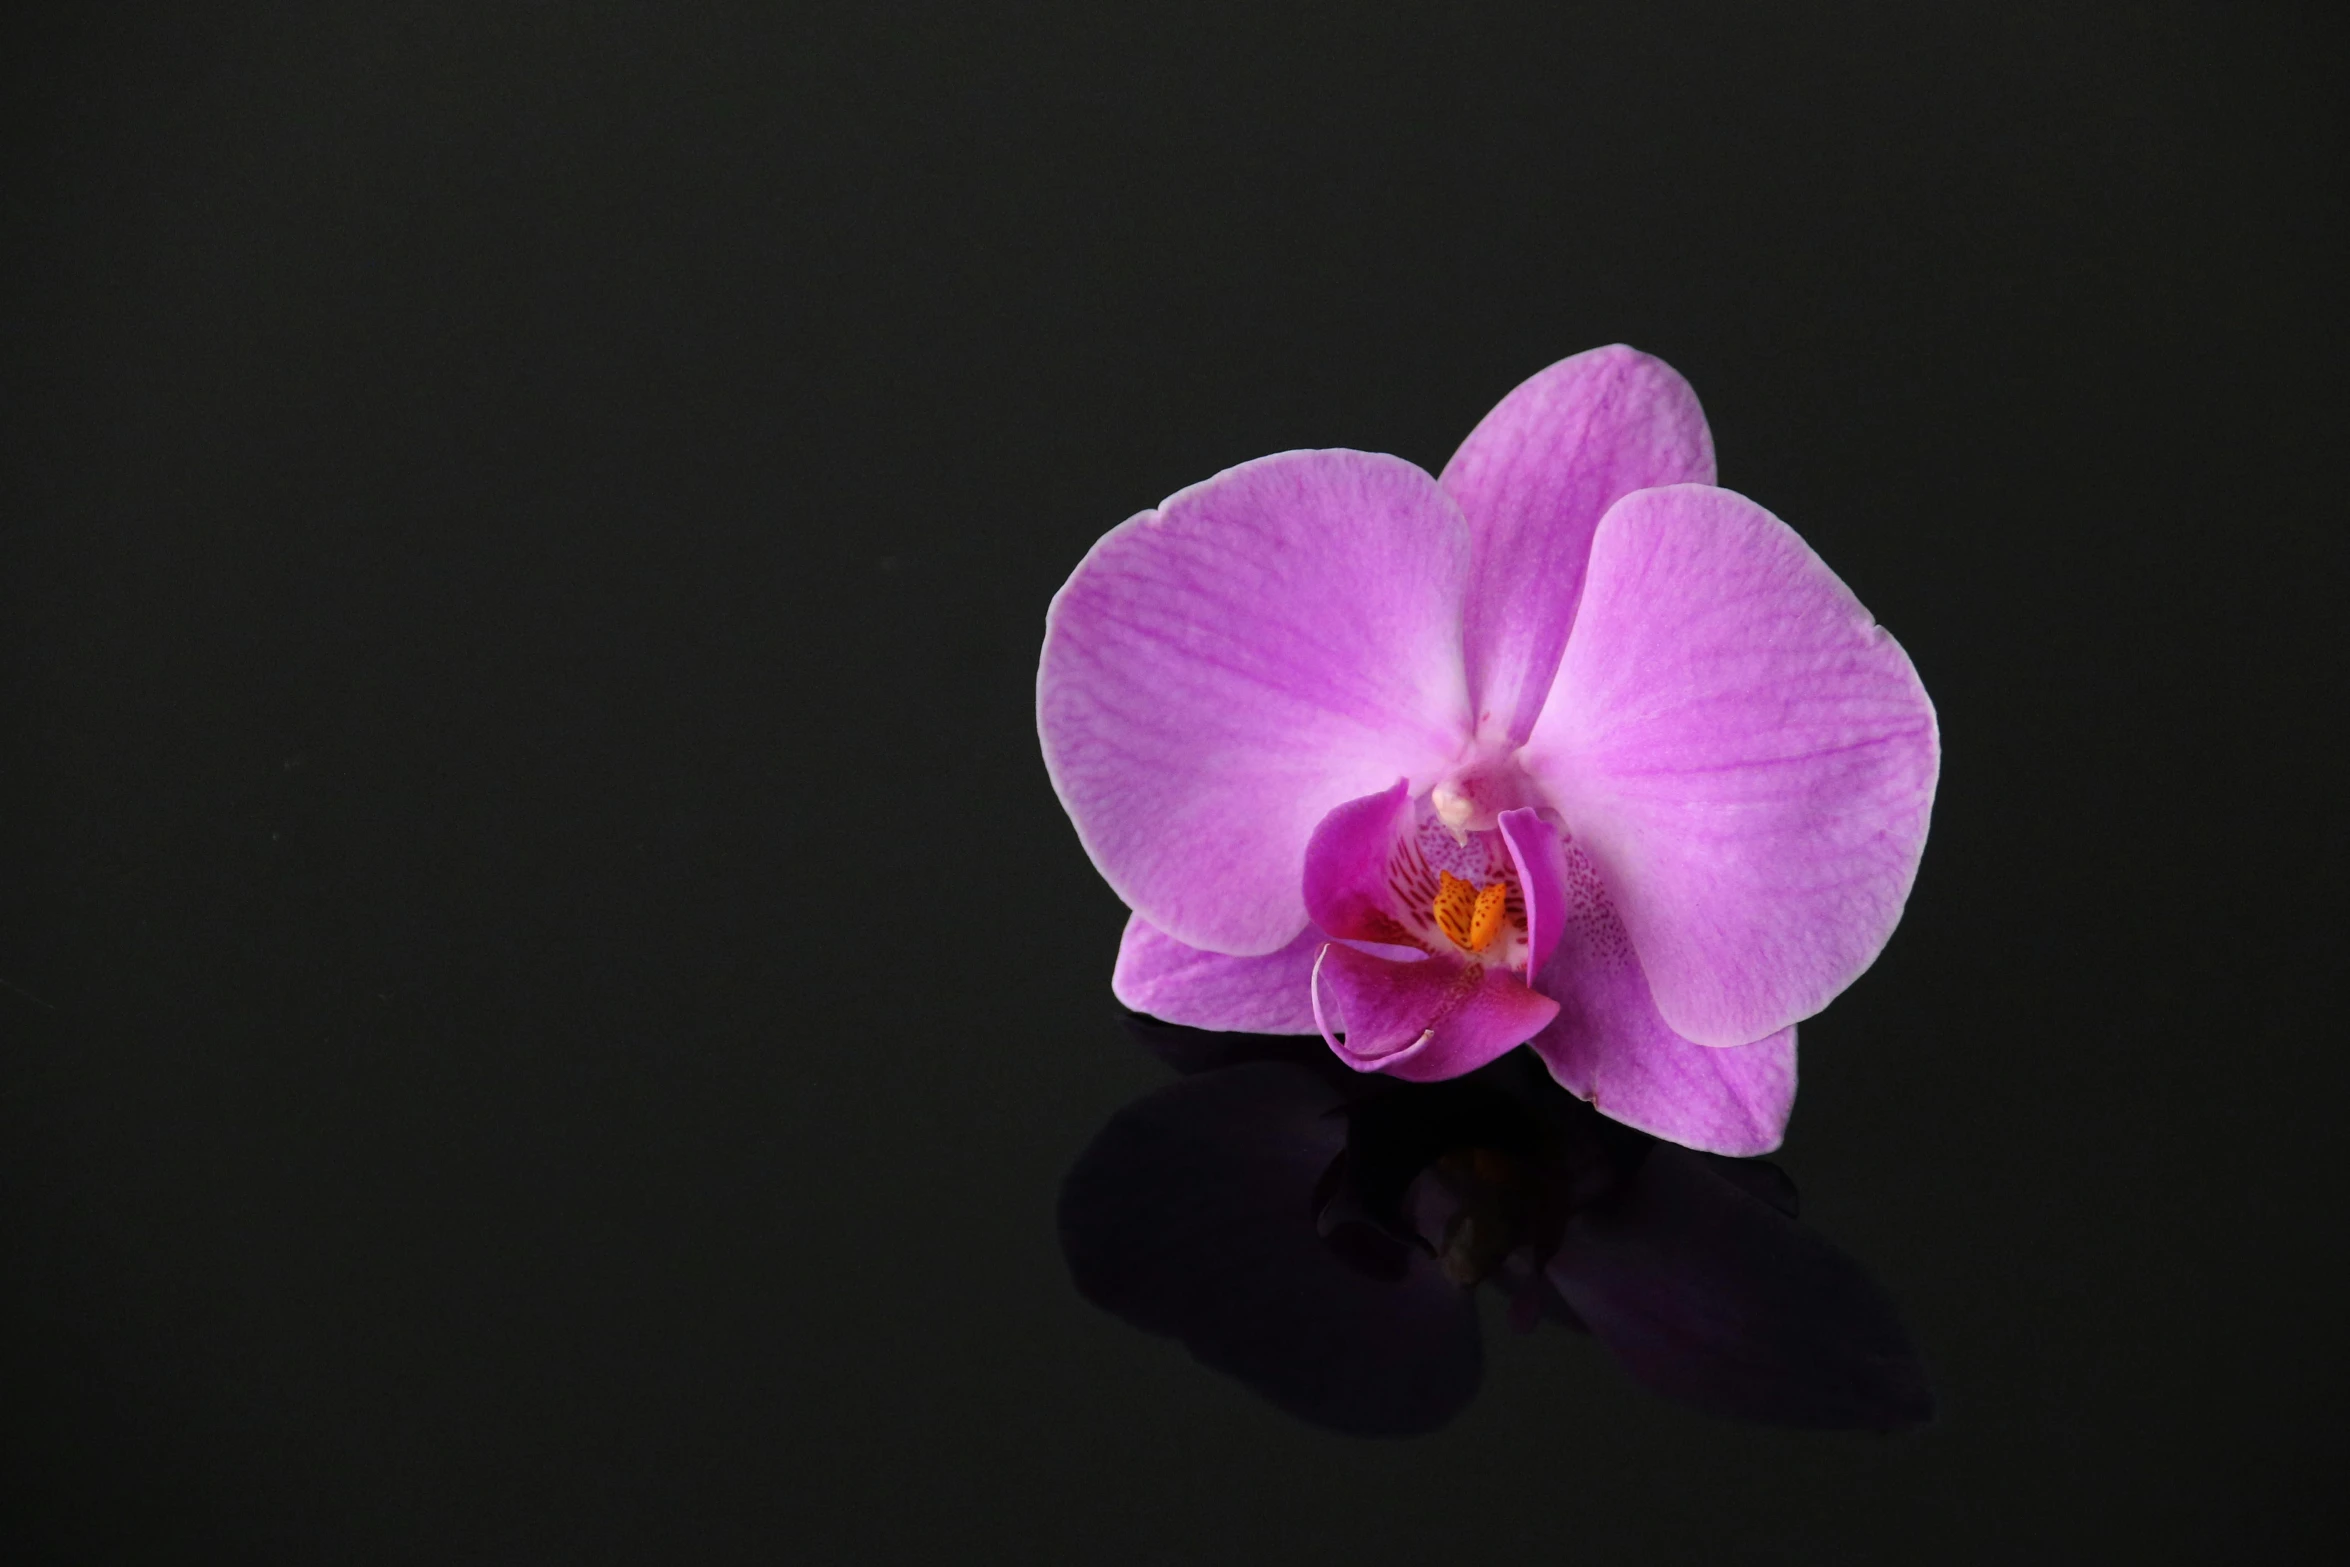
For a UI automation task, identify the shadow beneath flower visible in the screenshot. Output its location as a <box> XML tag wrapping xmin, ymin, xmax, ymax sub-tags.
<box><xmin>1058</xmin><ymin>1019</ymin><xmax>1933</xmax><ymax>1437</ymax></box>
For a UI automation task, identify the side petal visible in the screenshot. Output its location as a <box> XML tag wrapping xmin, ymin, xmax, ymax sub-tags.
<box><xmin>1496</xmin><ymin>807</ymin><xmax>1569</xmax><ymax>975</ymax></box>
<box><xmin>1312</xmin><ymin>942</ymin><xmax>1559</xmax><ymax>1083</ymax></box>
<box><xmin>1040</xmin><ymin>451</ymin><xmax>1476</xmax><ymax>956</ymax></box>
<box><xmin>1301</xmin><ymin>778</ymin><xmax>1425</xmax><ymax>953</ymax></box>
<box><xmin>1112</xmin><ymin>913</ymin><xmax>1322</xmax><ymax>1035</ymax></box>
<box><xmin>1534</xmin><ymin>997</ymin><xmax>1796</xmax><ymax>1160</ymax></box>
<box><xmin>1527</xmin><ymin>837</ymin><xmax>1795</xmax><ymax>1156</ymax></box>
<box><xmin>1522</xmin><ymin>484</ymin><xmax>1938</xmax><ymax>1047</ymax></box>
<box><xmin>1440</xmin><ymin>345</ymin><xmax>1716</xmax><ymax>745</ymax></box>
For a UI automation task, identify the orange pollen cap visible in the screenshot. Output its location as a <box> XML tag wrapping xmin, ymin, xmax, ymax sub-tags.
<box><xmin>1433</xmin><ymin>871</ymin><xmax>1511</xmax><ymax>954</ymax></box>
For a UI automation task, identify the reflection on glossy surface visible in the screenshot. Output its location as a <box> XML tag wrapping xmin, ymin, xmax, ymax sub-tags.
<box><xmin>1060</xmin><ymin>1020</ymin><xmax>1933</xmax><ymax>1436</ymax></box>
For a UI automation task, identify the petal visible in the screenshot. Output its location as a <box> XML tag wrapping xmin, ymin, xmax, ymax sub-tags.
<box><xmin>1542</xmin><ymin>1018</ymin><xmax>1797</xmax><ymax>1159</ymax></box>
<box><xmin>1040</xmin><ymin>451</ymin><xmax>1476</xmax><ymax>955</ymax></box>
<box><xmin>1496</xmin><ymin>807</ymin><xmax>1569</xmax><ymax>975</ymax></box>
<box><xmin>1312</xmin><ymin>942</ymin><xmax>1559</xmax><ymax>1083</ymax></box>
<box><xmin>1440</xmin><ymin>346</ymin><xmax>1716</xmax><ymax>745</ymax></box>
<box><xmin>1527</xmin><ymin>836</ymin><xmax>1794</xmax><ymax>1155</ymax></box>
<box><xmin>1112</xmin><ymin>913</ymin><xmax>1322</xmax><ymax>1035</ymax></box>
<box><xmin>1521</xmin><ymin>484</ymin><xmax>1938</xmax><ymax>1047</ymax></box>
<box><xmin>1300</xmin><ymin>778</ymin><xmax>1425</xmax><ymax>953</ymax></box>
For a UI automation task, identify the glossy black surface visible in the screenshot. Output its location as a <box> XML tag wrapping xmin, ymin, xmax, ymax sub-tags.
<box><xmin>1062</xmin><ymin>1028</ymin><xmax>1932</xmax><ymax>1436</ymax></box>
<box><xmin>3</xmin><ymin>2</ymin><xmax>2342</xmax><ymax>1560</ymax></box>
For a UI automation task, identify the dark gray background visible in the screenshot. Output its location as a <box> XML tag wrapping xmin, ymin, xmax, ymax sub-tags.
<box><xmin>3</xmin><ymin>2</ymin><xmax>2342</xmax><ymax>1561</ymax></box>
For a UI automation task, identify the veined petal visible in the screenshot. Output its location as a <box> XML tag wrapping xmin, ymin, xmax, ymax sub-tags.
<box><xmin>1040</xmin><ymin>451</ymin><xmax>1475</xmax><ymax>955</ymax></box>
<box><xmin>1312</xmin><ymin>942</ymin><xmax>1559</xmax><ymax>1083</ymax></box>
<box><xmin>1528</xmin><ymin>839</ymin><xmax>1795</xmax><ymax>1155</ymax></box>
<box><xmin>1440</xmin><ymin>346</ymin><xmax>1716</xmax><ymax>745</ymax></box>
<box><xmin>1522</xmin><ymin>484</ymin><xmax>1937</xmax><ymax>1047</ymax></box>
<box><xmin>1112</xmin><ymin>913</ymin><xmax>1322</xmax><ymax>1035</ymax></box>
<box><xmin>1301</xmin><ymin>778</ymin><xmax>1425</xmax><ymax>953</ymax></box>
<box><xmin>1544</xmin><ymin>1018</ymin><xmax>1797</xmax><ymax>1159</ymax></box>
<box><xmin>1496</xmin><ymin>807</ymin><xmax>1569</xmax><ymax>976</ymax></box>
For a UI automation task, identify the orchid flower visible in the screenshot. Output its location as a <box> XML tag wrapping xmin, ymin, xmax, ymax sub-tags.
<box><xmin>1038</xmin><ymin>346</ymin><xmax>1937</xmax><ymax>1156</ymax></box>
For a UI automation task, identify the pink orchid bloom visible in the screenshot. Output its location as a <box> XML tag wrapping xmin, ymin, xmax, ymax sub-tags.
<box><xmin>1038</xmin><ymin>346</ymin><xmax>1937</xmax><ymax>1156</ymax></box>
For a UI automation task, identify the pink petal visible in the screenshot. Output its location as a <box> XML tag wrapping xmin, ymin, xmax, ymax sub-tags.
<box><xmin>1496</xmin><ymin>807</ymin><xmax>1569</xmax><ymax>975</ymax></box>
<box><xmin>1546</xmin><ymin>1023</ymin><xmax>1798</xmax><ymax>1160</ymax></box>
<box><xmin>1528</xmin><ymin>841</ymin><xmax>1795</xmax><ymax>1155</ymax></box>
<box><xmin>1300</xmin><ymin>778</ymin><xmax>1426</xmax><ymax>953</ymax></box>
<box><xmin>1039</xmin><ymin>451</ymin><xmax>1476</xmax><ymax>955</ymax></box>
<box><xmin>1311</xmin><ymin>941</ymin><xmax>1559</xmax><ymax>1083</ymax></box>
<box><xmin>1111</xmin><ymin>913</ymin><xmax>1322</xmax><ymax>1035</ymax></box>
<box><xmin>1440</xmin><ymin>346</ymin><xmax>1716</xmax><ymax>745</ymax></box>
<box><xmin>1521</xmin><ymin>484</ymin><xmax>1938</xmax><ymax>1047</ymax></box>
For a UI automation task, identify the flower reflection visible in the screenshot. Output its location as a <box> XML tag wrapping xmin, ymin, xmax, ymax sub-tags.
<box><xmin>1059</xmin><ymin>1022</ymin><xmax>1932</xmax><ymax>1437</ymax></box>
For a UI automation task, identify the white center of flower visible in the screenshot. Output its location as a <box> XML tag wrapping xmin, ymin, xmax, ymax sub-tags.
<box><xmin>1427</xmin><ymin>744</ymin><xmax>1543</xmax><ymax>844</ymax></box>
<box><xmin>1382</xmin><ymin>813</ymin><xmax>1532</xmax><ymax>971</ymax></box>
<box><xmin>1430</xmin><ymin>782</ymin><xmax>1479</xmax><ymax>842</ymax></box>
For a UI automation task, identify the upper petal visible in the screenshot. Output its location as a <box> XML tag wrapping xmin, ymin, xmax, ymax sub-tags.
<box><xmin>1439</xmin><ymin>346</ymin><xmax>1716</xmax><ymax>746</ymax></box>
<box><xmin>1112</xmin><ymin>913</ymin><xmax>1322</xmax><ymax>1035</ymax></box>
<box><xmin>1521</xmin><ymin>484</ymin><xmax>1938</xmax><ymax>1046</ymax></box>
<box><xmin>1040</xmin><ymin>451</ymin><xmax>1476</xmax><ymax>955</ymax></box>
